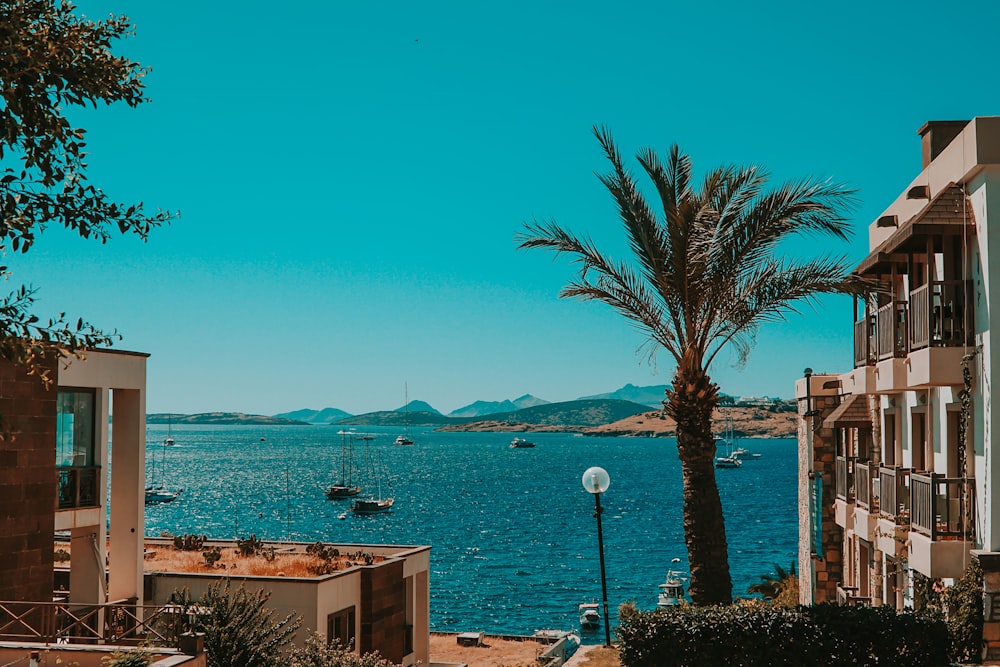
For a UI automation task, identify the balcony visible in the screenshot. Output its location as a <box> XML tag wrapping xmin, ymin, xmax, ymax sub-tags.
<box><xmin>834</xmin><ymin>455</ymin><xmax>856</xmax><ymax>529</ymax></box>
<box><xmin>877</xmin><ymin>466</ymin><xmax>910</xmax><ymax>556</ymax></box>
<box><xmin>852</xmin><ymin>280</ymin><xmax>973</xmax><ymax>388</ymax></box>
<box><xmin>57</xmin><ymin>466</ymin><xmax>100</xmax><ymax>510</ymax></box>
<box><xmin>0</xmin><ymin>597</ymin><xmax>187</xmax><ymax>646</ymax></box>
<box><xmin>908</xmin><ymin>473</ymin><xmax>976</xmax><ymax>579</ymax></box>
<box><xmin>854</xmin><ymin>462</ymin><xmax>879</xmax><ymax>541</ymax></box>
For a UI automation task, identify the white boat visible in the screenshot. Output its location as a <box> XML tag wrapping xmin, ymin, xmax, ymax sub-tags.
<box><xmin>578</xmin><ymin>602</ymin><xmax>601</xmax><ymax>630</ymax></box>
<box><xmin>145</xmin><ymin>430</ymin><xmax>181</xmax><ymax>505</ymax></box>
<box><xmin>164</xmin><ymin>416</ymin><xmax>175</xmax><ymax>446</ymax></box>
<box><xmin>326</xmin><ymin>430</ymin><xmax>361</xmax><ymax>499</ymax></box>
<box><xmin>395</xmin><ymin>383</ymin><xmax>415</xmax><ymax>445</ymax></box>
<box><xmin>657</xmin><ymin>560</ymin><xmax>687</xmax><ymax>607</ymax></box>
<box><xmin>144</xmin><ymin>487</ymin><xmax>179</xmax><ymax>505</ymax></box>
<box><xmin>510</xmin><ymin>437</ymin><xmax>535</xmax><ymax>448</ymax></box>
<box><xmin>713</xmin><ymin>411</ymin><xmax>743</xmax><ymax>468</ymax></box>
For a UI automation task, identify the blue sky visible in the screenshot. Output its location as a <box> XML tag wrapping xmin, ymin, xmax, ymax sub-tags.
<box><xmin>17</xmin><ymin>1</ymin><xmax>1000</xmax><ymax>415</ymax></box>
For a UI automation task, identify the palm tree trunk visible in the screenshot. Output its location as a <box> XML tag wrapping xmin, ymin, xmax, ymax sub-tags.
<box><xmin>665</xmin><ymin>365</ymin><xmax>733</xmax><ymax>605</ymax></box>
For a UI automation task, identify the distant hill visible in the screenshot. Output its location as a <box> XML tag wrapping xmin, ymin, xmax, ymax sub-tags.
<box><xmin>337</xmin><ymin>410</ymin><xmax>456</xmax><ymax>427</ymax></box>
<box><xmin>148</xmin><ymin>412</ymin><xmax>308</xmax><ymax>425</ymax></box>
<box><xmin>577</xmin><ymin>384</ymin><xmax>670</xmax><ymax>408</ymax></box>
<box><xmin>493</xmin><ymin>399</ymin><xmax>649</xmax><ymax>426</ymax></box>
<box><xmin>274</xmin><ymin>407</ymin><xmax>354</xmax><ymax>424</ymax></box>
<box><xmin>395</xmin><ymin>400</ymin><xmax>440</xmax><ymax>415</ymax></box>
<box><xmin>448</xmin><ymin>394</ymin><xmax>549</xmax><ymax>418</ymax></box>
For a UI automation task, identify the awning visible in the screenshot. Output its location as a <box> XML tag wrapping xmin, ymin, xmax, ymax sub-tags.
<box><xmin>854</xmin><ymin>183</ymin><xmax>977</xmax><ymax>276</ymax></box>
<box><xmin>823</xmin><ymin>394</ymin><xmax>871</xmax><ymax>429</ymax></box>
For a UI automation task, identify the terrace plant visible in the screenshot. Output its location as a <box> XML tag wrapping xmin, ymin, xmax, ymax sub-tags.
<box><xmin>519</xmin><ymin>127</ymin><xmax>869</xmax><ymax>604</ymax></box>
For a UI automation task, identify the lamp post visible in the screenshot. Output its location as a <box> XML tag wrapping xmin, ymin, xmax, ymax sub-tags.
<box><xmin>582</xmin><ymin>466</ymin><xmax>612</xmax><ymax>647</ymax></box>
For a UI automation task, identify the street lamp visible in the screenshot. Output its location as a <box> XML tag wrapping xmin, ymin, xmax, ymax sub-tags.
<box><xmin>582</xmin><ymin>466</ymin><xmax>612</xmax><ymax>647</ymax></box>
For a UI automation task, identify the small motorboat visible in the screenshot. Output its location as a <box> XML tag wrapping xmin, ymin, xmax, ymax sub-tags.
<box><xmin>579</xmin><ymin>602</ymin><xmax>601</xmax><ymax>630</ymax></box>
<box><xmin>394</xmin><ymin>435</ymin><xmax>414</xmax><ymax>446</ymax></box>
<box><xmin>657</xmin><ymin>560</ymin><xmax>687</xmax><ymax>608</ymax></box>
<box><xmin>510</xmin><ymin>437</ymin><xmax>535</xmax><ymax>448</ymax></box>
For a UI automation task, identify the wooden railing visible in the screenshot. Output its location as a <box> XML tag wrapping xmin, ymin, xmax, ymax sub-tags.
<box><xmin>0</xmin><ymin>598</ymin><xmax>190</xmax><ymax>646</ymax></box>
<box><xmin>855</xmin><ymin>462</ymin><xmax>878</xmax><ymax>511</ymax></box>
<box><xmin>854</xmin><ymin>317</ymin><xmax>873</xmax><ymax>368</ymax></box>
<box><xmin>836</xmin><ymin>585</ymin><xmax>872</xmax><ymax>607</ymax></box>
<box><xmin>876</xmin><ymin>301</ymin><xmax>908</xmax><ymax>361</ymax></box>
<box><xmin>910</xmin><ymin>473</ymin><xmax>976</xmax><ymax>541</ymax></box>
<box><xmin>57</xmin><ymin>466</ymin><xmax>100</xmax><ymax>510</ymax></box>
<box><xmin>909</xmin><ymin>280</ymin><xmax>974</xmax><ymax>351</ymax></box>
<box><xmin>879</xmin><ymin>466</ymin><xmax>910</xmax><ymax>524</ymax></box>
<box><xmin>835</xmin><ymin>456</ymin><xmax>856</xmax><ymax>502</ymax></box>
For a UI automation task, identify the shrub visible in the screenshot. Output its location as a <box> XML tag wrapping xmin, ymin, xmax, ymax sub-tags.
<box><xmin>203</xmin><ymin>547</ymin><xmax>222</xmax><ymax>567</ymax></box>
<box><xmin>616</xmin><ymin>603</ymin><xmax>949</xmax><ymax>667</ymax></box>
<box><xmin>289</xmin><ymin>632</ymin><xmax>395</xmax><ymax>667</ymax></box>
<box><xmin>174</xmin><ymin>534</ymin><xmax>206</xmax><ymax>551</ymax></box>
<box><xmin>237</xmin><ymin>534</ymin><xmax>265</xmax><ymax>557</ymax></box>
<box><xmin>189</xmin><ymin>580</ymin><xmax>301</xmax><ymax>667</ymax></box>
<box><xmin>103</xmin><ymin>646</ymin><xmax>153</xmax><ymax>666</ymax></box>
<box><xmin>54</xmin><ymin>548</ymin><xmax>70</xmax><ymax>562</ymax></box>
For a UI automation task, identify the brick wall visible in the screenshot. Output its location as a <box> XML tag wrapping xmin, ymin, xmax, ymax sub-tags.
<box><xmin>0</xmin><ymin>356</ymin><xmax>57</xmax><ymax>602</ymax></box>
<box><xmin>359</xmin><ymin>560</ymin><xmax>406</xmax><ymax>664</ymax></box>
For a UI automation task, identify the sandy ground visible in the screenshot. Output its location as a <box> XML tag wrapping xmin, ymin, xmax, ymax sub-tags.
<box><xmin>429</xmin><ymin>633</ymin><xmax>576</xmax><ymax>667</ymax></box>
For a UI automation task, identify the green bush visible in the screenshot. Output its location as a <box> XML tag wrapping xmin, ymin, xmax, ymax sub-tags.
<box><xmin>289</xmin><ymin>632</ymin><xmax>395</xmax><ymax>667</ymax></box>
<box><xmin>616</xmin><ymin>602</ymin><xmax>949</xmax><ymax>667</ymax></box>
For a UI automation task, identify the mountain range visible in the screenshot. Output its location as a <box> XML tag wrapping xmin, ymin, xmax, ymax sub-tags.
<box><xmin>274</xmin><ymin>384</ymin><xmax>668</xmax><ymax>424</ymax></box>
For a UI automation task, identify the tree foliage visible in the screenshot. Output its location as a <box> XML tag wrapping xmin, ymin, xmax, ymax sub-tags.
<box><xmin>519</xmin><ymin>126</ymin><xmax>869</xmax><ymax>604</ymax></box>
<box><xmin>179</xmin><ymin>580</ymin><xmax>301</xmax><ymax>667</ymax></box>
<box><xmin>747</xmin><ymin>562</ymin><xmax>798</xmax><ymax>605</ymax></box>
<box><xmin>0</xmin><ymin>0</ymin><xmax>174</xmax><ymax>379</ymax></box>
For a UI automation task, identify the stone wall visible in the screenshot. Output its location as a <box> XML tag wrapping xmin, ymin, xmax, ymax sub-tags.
<box><xmin>798</xmin><ymin>390</ymin><xmax>844</xmax><ymax>604</ymax></box>
<box><xmin>0</xmin><ymin>356</ymin><xmax>57</xmax><ymax>602</ymax></box>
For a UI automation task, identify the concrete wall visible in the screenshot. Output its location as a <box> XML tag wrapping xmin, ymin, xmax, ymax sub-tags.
<box><xmin>0</xmin><ymin>356</ymin><xmax>57</xmax><ymax>602</ymax></box>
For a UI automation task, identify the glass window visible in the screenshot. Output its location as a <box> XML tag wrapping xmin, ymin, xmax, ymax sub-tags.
<box><xmin>56</xmin><ymin>389</ymin><xmax>95</xmax><ymax>467</ymax></box>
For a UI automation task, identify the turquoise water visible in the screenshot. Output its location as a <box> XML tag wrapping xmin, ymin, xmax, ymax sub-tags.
<box><xmin>142</xmin><ymin>425</ymin><xmax>797</xmax><ymax>639</ymax></box>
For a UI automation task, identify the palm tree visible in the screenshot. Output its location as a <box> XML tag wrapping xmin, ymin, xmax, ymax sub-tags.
<box><xmin>748</xmin><ymin>562</ymin><xmax>798</xmax><ymax>602</ymax></box>
<box><xmin>518</xmin><ymin>126</ymin><xmax>868</xmax><ymax>605</ymax></box>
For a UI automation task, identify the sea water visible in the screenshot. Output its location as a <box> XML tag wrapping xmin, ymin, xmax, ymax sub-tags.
<box><xmin>142</xmin><ymin>425</ymin><xmax>797</xmax><ymax>639</ymax></box>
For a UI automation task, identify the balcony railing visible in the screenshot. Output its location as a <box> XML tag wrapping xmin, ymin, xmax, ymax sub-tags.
<box><xmin>856</xmin><ymin>462</ymin><xmax>879</xmax><ymax>511</ymax></box>
<box><xmin>909</xmin><ymin>280</ymin><xmax>974</xmax><ymax>351</ymax></box>
<box><xmin>835</xmin><ymin>455</ymin><xmax>856</xmax><ymax>502</ymax></box>
<box><xmin>57</xmin><ymin>466</ymin><xmax>100</xmax><ymax>510</ymax></box>
<box><xmin>854</xmin><ymin>317</ymin><xmax>874</xmax><ymax>368</ymax></box>
<box><xmin>0</xmin><ymin>598</ymin><xmax>189</xmax><ymax>646</ymax></box>
<box><xmin>910</xmin><ymin>473</ymin><xmax>976</xmax><ymax>541</ymax></box>
<box><xmin>876</xmin><ymin>301</ymin><xmax>908</xmax><ymax>361</ymax></box>
<box><xmin>836</xmin><ymin>585</ymin><xmax>872</xmax><ymax>607</ymax></box>
<box><xmin>879</xmin><ymin>465</ymin><xmax>910</xmax><ymax>524</ymax></box>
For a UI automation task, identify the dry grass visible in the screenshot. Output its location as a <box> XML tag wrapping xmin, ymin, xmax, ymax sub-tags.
<box><xmin>429</xmin><ymin>634</ymin><xmax>548</xmax><ymax>667</ymax></box>
<box><xmin>59</xmin><ymin>542</ymin><xmax>383</xmax><ymax>577</ymax></box>
<box><xmin>570</xmin><ymin>645</ymin><xmax>620</xmax><ymax>667</ymax></box>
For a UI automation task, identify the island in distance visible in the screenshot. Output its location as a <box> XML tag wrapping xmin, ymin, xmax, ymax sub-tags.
<box><xmin>149</xmin><ymin>385</ymin><xmax>798</xmax><ymax>438</ymax></box>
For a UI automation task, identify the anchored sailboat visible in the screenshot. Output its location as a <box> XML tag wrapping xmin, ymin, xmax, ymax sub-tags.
<box><xmin>326</xmin><ymin>430</ymin><xmax>361</xmax><ymax>499</ymax></box>
<box><xmin>394</xmin><ymin>383</ymin><xmax>414</xmax><ymax>446</ymax></box>
<box><xmin>351</xmin><ymin>436</ymin><xmax>394</xmax><ymax>514</ymax></box>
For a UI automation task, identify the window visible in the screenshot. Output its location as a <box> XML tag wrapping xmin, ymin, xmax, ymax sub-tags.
<box><xmin>57</xmin><ymin>389</ymin><xmax>96</xmax><ymax>467</ymax></box>
<box><xmin>327</xmin><ymin>606</ymin><xmax>355</xmax><ymax>649</ymax></box>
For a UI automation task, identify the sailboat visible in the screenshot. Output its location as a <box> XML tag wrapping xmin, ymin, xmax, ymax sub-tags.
<box><xmin>164</xmin><ymin>415</ymin><xmax>175</xmax><ymax>446</ymax></box>
<box><xmin>714</xmin><ymin>410</ymin><xmax>742</xmax><ymax>469</ymax></box>
<box><xmin>325</xmin><ymin>430</ymin><xmax>361</xmax><ymax>499</ymax></box>
<box><xmin>351</xmin><ymin>436</ymin><xmax>394</xmax><ymax>514</ymax></box>
<box><xmin>394</xmin><ymin>383</ymin><xmax>415</xmax><ymax>446</ymax></box>
<box><xmin>145</xmin><ymin>430</ymin><xmax>181</xmax><ymax>505</ymax></box>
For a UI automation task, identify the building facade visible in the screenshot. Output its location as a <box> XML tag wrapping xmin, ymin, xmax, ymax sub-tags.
<box><xmin>0</xmin><ymin>349</ymin><xmax>431</xmax><ymax>665</ymax></box>
<box><xmin>797</xmin><ymin>118</ymin><xmax>1000</xmax><ymax>614</ymax></box>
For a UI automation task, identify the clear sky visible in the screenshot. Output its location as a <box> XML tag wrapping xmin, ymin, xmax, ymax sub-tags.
<box><xmin>17</xmin><ymin>1</ymin><xmax>1000</xmax><ymax>416</ymax></box>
